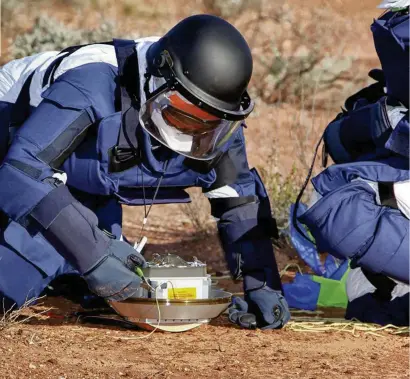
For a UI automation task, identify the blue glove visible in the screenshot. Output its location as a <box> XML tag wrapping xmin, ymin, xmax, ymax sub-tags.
<box><xmin>229</xmin><ymin>270</ymin><xmax>291</xmax><ymax>330</ymax></box>
<box><xmin>83</xmin><ymin>238</ymin><xmax>146</xmax><ymax>302</ymax></box>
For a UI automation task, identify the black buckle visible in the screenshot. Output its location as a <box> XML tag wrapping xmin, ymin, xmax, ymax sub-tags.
<box><xmin>108</xmin><ymin>146</ymin><xmax>140</xmax><ymax>173</ymax></box>
<box><xmin>0</xmin><ymin>210</ymin><xmax>9</xmax><ymax>230</ymax></box>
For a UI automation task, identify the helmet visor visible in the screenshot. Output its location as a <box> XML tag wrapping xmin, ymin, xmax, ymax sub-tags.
<box><xmin>140</xmin><ymin>90</ymin><xmax>241</xmax><ymax>160</ymax></box>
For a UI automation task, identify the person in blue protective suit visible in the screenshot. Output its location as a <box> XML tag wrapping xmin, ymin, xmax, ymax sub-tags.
<box><xmin>297</xmin><ymin>4</ymin><xmax>409</xmax><ymax>325</ymax></box>
<box><xmin>0</xmin><ymin>14</ymin><xmax>290</xmax><ymax>330</ymax></box>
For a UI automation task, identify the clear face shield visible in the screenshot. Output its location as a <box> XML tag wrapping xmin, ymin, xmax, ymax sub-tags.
<box><xmin>139</xmin><ymin>89</ymin><xmax>242</xmax><ymax>160</ymax></box>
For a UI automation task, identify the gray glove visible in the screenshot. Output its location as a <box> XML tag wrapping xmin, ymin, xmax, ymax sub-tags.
<box><xmin>83</xmin><ymin>238</ymin><xmax>146</xmax><ymax>302</ymax></box>
<box><xmin>229</xmin><ymin>288</ymin><xmax>291</xmax><ymax>330</ymax></box>
<box><xmin>229</xmin><ymin>269</ymin><xmax>291</xmax><ymax>329</ymax></box>
<box><xmin>36</xmin><ymin>188</ymin><xmax>146</xmax><ymax>302</ymax></box>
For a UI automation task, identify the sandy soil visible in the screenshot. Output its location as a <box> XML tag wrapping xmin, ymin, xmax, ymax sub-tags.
<box><xmin>0</xmin><ymin>207</ymin><xmax>408</xmax><ymax>379</ymax></box>
<box><xmin>0</xmin><ymin>297</ymin><xmax>408</xmax><ymax>379</ymax></box>
<box><xmin>1</xmin><ymin>1</ymin><xmax>409</xmax><ymax>378</ymax></box>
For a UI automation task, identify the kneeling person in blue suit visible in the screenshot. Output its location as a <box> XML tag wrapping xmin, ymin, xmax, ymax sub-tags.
<box><xmin>0</xmin><ymin>15</ymin><xmax>290</xmax><ymax>329</ymax></box>
<box><xmin>298</xmin><ymin>3</ymin><xmax>409</xmax><ymax>325</ymax></box>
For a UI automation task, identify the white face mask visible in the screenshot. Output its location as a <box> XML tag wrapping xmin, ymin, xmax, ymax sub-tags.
<box><xmin>150</xmin><ymin>106</ymin><xmax>193</xmax><ymax>153</ymax></box>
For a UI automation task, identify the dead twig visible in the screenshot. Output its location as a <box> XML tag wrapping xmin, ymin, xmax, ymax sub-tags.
<box><xmin>0</xmin><ymin>295</ymin><xmax>52</xmax><ymax>332</ymax></box>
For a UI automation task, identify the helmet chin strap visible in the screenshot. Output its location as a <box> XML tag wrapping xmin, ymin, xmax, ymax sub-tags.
<box><xmin>142</xmin><ymin>70</ymin><xmax>168</xmax><ymax>104</ymax></box>
<box><xmin>143</xmin><ymin>72</ymin><xmax>152</xmax><ymax>100</ymax></box>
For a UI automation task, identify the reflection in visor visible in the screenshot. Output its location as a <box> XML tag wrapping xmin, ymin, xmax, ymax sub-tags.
<box><xmin>167</xmin><ymin>93</ymin><xmax>220</xmax><ymax>121</ymax></box>
<box><xmin>161</xmin><ymin>106</ymin><xmax>221</xmax><ymax>136</ymax></box>
<box><xmin>140</xmin><ymin>90</ymin><xmax>243</xmax><ymax>160</ymax></box>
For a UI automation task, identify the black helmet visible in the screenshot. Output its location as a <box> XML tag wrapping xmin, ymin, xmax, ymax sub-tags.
<box><xmin>145</xmin><ymin>14</ymin><xmax>254</xmax><ymax>121</ymax></box>
<box><xmin>139</xmin><ymin>14</ymin><xmax>255</xmax><ymax>161</ymax></box>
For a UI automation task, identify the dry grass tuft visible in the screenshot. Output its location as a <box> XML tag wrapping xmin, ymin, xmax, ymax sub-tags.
<box><xmin>180</xmin><ymin>188</ymin><xmax>216</xmax><ymax>238</ymax></box>
<box><xmin>0</xmin><ymin>296</ymin><xmax>51</xmax><ymax>332</ymax></box>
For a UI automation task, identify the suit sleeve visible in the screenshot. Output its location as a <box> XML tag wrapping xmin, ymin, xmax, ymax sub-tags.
<box><xmin>299</xmin><ymin>180</ymin><xmax>409</xmax><ymax>284</ymax></box>
<box><xmin>203</xmin><ymin>128</ymin><xmax>283</xmax><ymax>292</ymax></box>
<box><xmin>0</xmin><ymin>63</ymin><xmax>119</xmax><ymax>273</ymax></box>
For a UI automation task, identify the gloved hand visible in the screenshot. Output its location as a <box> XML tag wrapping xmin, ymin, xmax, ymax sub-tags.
<box><xmin>83</xmin><ymin>238</ymin><xmax>147</xmax><ymax>302</ymax></box>
<box><xmin>35</xmin><ymin>190</ymin><xmax>146</xmax><ymax>303</ymax></box>
<box><xmin>229</xmin><ymin>288</ymin><xmax>290</xmax><ymax>330</ymax></box>
<box><xmin>228</xmin><ymin>270</ymin><xmax>290</xmax><ymax>330</ymax></box>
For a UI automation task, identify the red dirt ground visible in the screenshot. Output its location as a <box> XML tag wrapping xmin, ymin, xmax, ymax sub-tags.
<box><xmin>0</xmin><ymin>296</ymin><xmax>408</xmax><ymax>379</ymax></box>
<box><xmin>0</xmin><ymin>207</ymin><xmax>408</xmax><ymax>379</ymax></box>
<box><xmin>1</xmin><ymin>1</ymin><xmax>409</xmax><ymax>378</ymax></box>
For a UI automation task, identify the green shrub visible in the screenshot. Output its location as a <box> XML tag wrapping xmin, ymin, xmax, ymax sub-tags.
<box><xmin>202</xmin><ymin>0</ymin><xmax>261</xmax><ymax>18</ymax></box>
<box><xmin>9</xmin><ymin>16</ymin><xmax>117</xmax><ymax>59</ymax></box>
<box><xmin>179</xmin><ymin>188</ymin><xmax>216</xmax><ymax>238</ymax></box>
<box><xmin>259</xmin><ymin>163</ymin><xmax>304</xmax><ymax>231</ymax></box>
<box><xmin>202</xmin><ymin>0</ymin><xmax>358</xmax><ymax>107</ymax></box>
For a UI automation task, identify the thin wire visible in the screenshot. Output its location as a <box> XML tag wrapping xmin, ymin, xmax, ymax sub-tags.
<box><xmin>137</xmin><ymin>160</ymin><xmax>169</xmax><ymax>243</ymax></box>
<box><xmin>292</xmin><ymin>132</ymin><xmax>325</xmax><ymax>244</ymax></box>
<box><xmin>144</xmin><ymin>161</ymin><xmax>169</xmax><ymax>221</ymax></box>
<box><xmin>112</xmin><ymin>281</ymin><xmax>162</xmax><ymax>340</ymax></box>
<box><xmin>167</xmin><ymin>280</ymin><xmax>177</xmax><ymax>299</ymax></box>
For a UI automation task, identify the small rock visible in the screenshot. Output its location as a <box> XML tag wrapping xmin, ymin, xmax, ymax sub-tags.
<box><xmin>119</xmin><ymin>372</ymin><xmax>127</xmax><ymax>377</ymax></box>
<box><xmin>29</xmin><ymin>363</ymin><xmax>37</xmax><ymax>369</ymax></box>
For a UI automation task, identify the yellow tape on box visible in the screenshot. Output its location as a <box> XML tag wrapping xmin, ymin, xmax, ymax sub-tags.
<box><xmin>167</xmin><ymin>287</ymin><xmax>197</xmax><ymax>299</ymax></box>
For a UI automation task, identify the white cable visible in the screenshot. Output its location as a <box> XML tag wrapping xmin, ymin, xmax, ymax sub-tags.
<box><xmin>134</xmin><ymin>282</ymin><xmax>161</xmax><ymax>339</ymax></box>
<box><xmin>115</xmin><ymin>281</ymin><xmax>161</xmax><ymax>340</ymax></box>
